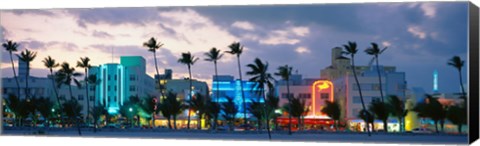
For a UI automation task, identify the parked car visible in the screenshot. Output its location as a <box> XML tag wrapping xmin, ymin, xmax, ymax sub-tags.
<box><xmin>411</xmin><ymin>128</ymin><xmax>433</xmax><ymax>134</ymax></box>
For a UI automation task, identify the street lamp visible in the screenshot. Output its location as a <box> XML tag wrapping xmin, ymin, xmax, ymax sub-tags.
<box><xmin>129</xmin><ymin>107</ymin><xmax>133</xmax><ymax>112</ymax></box>
<box><xmin>51</xmin><ymin>108</ymin><xmax>55</xmax><ymax>112</ymax></box>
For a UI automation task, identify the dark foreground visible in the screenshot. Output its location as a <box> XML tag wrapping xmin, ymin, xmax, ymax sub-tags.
<box><xmin>1</xmin><ymin>128</ymin><xmax>468</xmax><ymax>145</ymax></box>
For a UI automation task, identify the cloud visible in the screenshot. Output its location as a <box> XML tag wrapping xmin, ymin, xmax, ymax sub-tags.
<box><xmin>291</xmin><ymin>26</ymin><xmax>310</xmax><ymax>37</ymax></box>
<box><xmin>420</xmin><ymin>3</ymin><xmax>437</xmax><ymax>18</ymax></box>
<box><xmin>231</xmin><ymin>21</ymin><xmax>255</xmax><ymax>31</ymax></box>
<box><xmin>11</xmin><ymin>10</ymin><xmax>56</xmax><ymax>17</ymax></box>
<box><xmin>382</xmin><ymin>41</ymin><xmax>392</xmax><ymax>47</ymax></box>
<box><xmin>407</xmin><ymin>25</ymin><xmax>427</xmax><ymax>39</ymax></box>
<box><xmin>92</xmin><ymin>30</ymin><xmax>114</xmax><ymax>39</ymax></box>
<box><xmin>295</xmin><ymin>46</ymin><xmax>310</xmax><ymax>54</ymax></box>
<box><xmin>259</xmin><ymin>25</ymin><xmax>310</xmax><ymax>45</ymax></box>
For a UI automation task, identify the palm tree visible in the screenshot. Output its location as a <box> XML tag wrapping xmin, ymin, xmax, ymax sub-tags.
<box><xmin>2</xmin><ymin>40</ymin><xmax>21</xmax><ymax>98</ymax></box>
<box><xmin>342</xmin><ymin>41</ymin><xmax>370</xmax><ymax>136</ymax></box>
<box><xmin>143</xmin><ymin>37</ymin><xmax>164</xmax><ymax>95</ymax></box>
<box><xmin>189</xmin><ymin>93</ymin><xmax>207</xmax><ymax>130</ymax></box>
<box><xmin>178</xmin><ymin>51</ymin><xmax>199</xmax><ymax>129</ymax></box>
<box><xmin>358</xmin><ymin>109</ymin><xmax>375</xmax><ymax>132</ymax></box>
<box><xmin>274</xmin><ymin>65</ymin><xmax>293</xmax><ymax>134</ymax></box>
<box><xmin>120</xmin><ymin>101</ymin><xmax>137</xmax><ymax>128</ymax></box>
<box><xmin>205</xmin><ymin>99</ymin><xmax>221</xmax><ymax>131</ymax></box>
<box><xmin>42</xmin><ymin>56</ymin><xmax>62</xmax><ymax>115</ymax></box>
<box><xmin>447</xmin><ymin>56</ymin><xmax>466</xmax><ymax>107</ymax></box>
<box><xmin>166</xmin><ymin>91</ymin><xmax>184</xmax><ymax>130</ymax></box>
<box><xmin>387</xmin><ymin>95</ymin><xmax>408</xmax><ymax>132</ymax></box>
<box><xmin>62</xmin><ymin>99</ymin><xmax>82</xmax><ymax>128</ymax></box>
<box><xmin>5</xmin><ymin>94</ymin><xmax>21</xmax><ymax>126</ymax></box>
<box><xmin>248</xmin><ymin>99</ymin><xmax>265</xmax><ymax>131</ymax></box>
<box><xmin>266</xmin><ymin>92</ymin><xmax>280</xmax><ymax>131</ymax></box>
<box><xmin>204</xmin><ymin>47</ymin><xmax>224</xmax><ymax>103</ymax></box>
<box><xmin>87</xmin><ymin>74</ymin><xmax>101</xmax><ymax>132</ymax></box>
<box><xmin>55</xmin><ymin>62</ymin><xmax>83</xmax><ymax>135</ymax></box>
<box><xmin>17</xmin><ymin>49</ymin><xmax>37</xmax><ymax>99</ymax></box>
<box><xmin>77</xmin><ymin>57</ymin><xmax>91</xmax><ymax>124</ymax></box>
<box><xmin>56</xmin><ymin>62</ymin><xmax>83</xmax><ymax>100</ymax></box>
<box><xmin>246</xmin><ymin>58</ymin><xmax>275</xmax><ymax>139</ymax></box>
<box><xmin>158</xmin><ymin>97</ymin><xmax>172</xmax><ymax>129</ymax></box>
<box><xmin>283</xmin><ymin>97</ymin><xmax>309</xmax><ymax>131</ymax></box>
<box><xmin>446</xmin><ymin>105</ymin><xmax>466</xmax><ymax>133</ymax></box>
<box><xmin>35</xmin><ymin>97</ymin><xmax>54</xmax><ymax>127</ymax></box>
<box><xmin>91</xmin><ymin>105</ymin><xmax>107</xmax><ymax>132</ymax></box>
<box><xmin>368</xmin><ymin>100</ymin><xmax>390</xmax><ymax>132</ymax></box>
<box><xmin>221</xmin><ymin>96</ymin><xmax>238</xmax><ymax>131</ymax></box>
<box><xmin>226</xmin><ymin>42</ymin><xmax>248</xmax><ymax>126</ymax></box>
<box><xmin>141</xmin><ymin>96</ymin><xmax>157</xmax><ymax>128</ymax></box>
<box><xmin>321</xmin><ymin>100</ymin><xmax>341</xmax><ymax>131</ymax></box>
<box><xmin>365</xmin><ymin>42</ymin><xmax>387</xmax><ymax>103</ymax></box>
<box><xmin>413</xmin><ymin>94</ymin><xmax>446</xmax><ymax>133</ymax></box>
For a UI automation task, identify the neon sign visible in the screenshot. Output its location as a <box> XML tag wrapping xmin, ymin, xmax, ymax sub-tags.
<box><xmin>311</xmin><ymin>80</ymin><xmax>334</xmax><ymax>116</ymax></box>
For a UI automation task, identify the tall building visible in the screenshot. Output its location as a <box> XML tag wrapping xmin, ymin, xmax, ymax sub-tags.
<box><xmin>211</xmin><ymin>75</ymin><xmax>262</xmax><ymax>118</ymax></box>
<box><xmin>320</xmin><ymin>47</ymin><xmax>396</xmax><ymax>81</ymax></box>
<box><xmin>89</xmin><ymin>56</ymin><xmax>156</xmax><ymax>115</ymax></box>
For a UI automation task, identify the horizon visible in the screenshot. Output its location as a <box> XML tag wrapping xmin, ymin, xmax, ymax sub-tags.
<box><xmin>0</xmin><ymin>2</ymin><xmax>469</xmax><ymax>94</ymax></box>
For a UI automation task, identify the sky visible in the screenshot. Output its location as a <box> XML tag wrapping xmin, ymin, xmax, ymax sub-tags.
<box><xmin>0</xmin><ymin>2</ymin><xmax>470</xmax><ymax>94</ymax></box>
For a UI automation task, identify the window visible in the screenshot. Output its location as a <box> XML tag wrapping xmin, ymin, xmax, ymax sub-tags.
<box><xmin>114</xmin><ymin>86</ymin><xmax>117</xmax><ymax>91</ymax></box>
<box><xmin>2</xmin><ymin>88</ymin><xmax>6</xmax><ymax>94</ymax></box>
<box><xmin>130</xmin><ymin>74</ymin><xmax>136</xmax><ymax>81</ymax></box>
<box><xmin>114</xmin><ymin>96</ymin><xmax>117</xmax><ymax>102</ymax></box>
<box><xmin>89</xmin><ymin>96</ymin><xmax>94</xmax><ymax>101</ymax></box>
<box><xmin>129</xmin><ymin>85</ymin><xmax>136</xmax><ymax>91</ymax></box>
<box><xmin>114</xmin><ymin>75</ymin><xmax>117</xmax><ymax>81</ymax></box>
<box><xmin>353</xmin><ymin>96</ymin><xmax>362</xmax><ymax>103</ymax></box>
<box><xmin>282</xmin><ymin>93</ymin><xmax>293</xmax><ymax>99</ymax></box>
<box><xmin>90</xmin><ymin>86</ymin><xmax>95</xmax><ymax>91</ymax></box>
<box><xmin>371</xmin><ymin>97</ymin><xmax>380</xmax><ymax>102</ymax></box>
<box><xmin>321</xmin><ymin>93</ymin><xmax>329</xmax><ymax>100</ymax></box>
<box><xmin>78</xmin><ymin>95</ymin><xmax>84</xmax><ymax>101</ymax></box>
<box><xmin>108</xmin><ymin>86</ymin><xmax>111</xmax><ymax>91</ymax></box>
<box><xmin>108</xmin><ymin>75</ymin><xmax>111</xmax><ymax>81</ymax></box>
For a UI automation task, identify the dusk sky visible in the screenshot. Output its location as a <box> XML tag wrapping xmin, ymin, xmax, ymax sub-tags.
<box><xmin>0</xmin><ymin>2</ymin><xmax>469</xmax><ymax>93</ymax></box>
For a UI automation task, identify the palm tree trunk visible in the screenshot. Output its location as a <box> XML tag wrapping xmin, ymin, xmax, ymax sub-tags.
<box><xmin>173</xmin><ymin>115</ymin><xmax>177</xmax><ymax>130</ymax></box>
<box><xmin>85</xmin><ymin>69</ymin><xmax>90</xmax><ymax>126</ymax></box>
<box><xmin>297</xmin><ymin>117</ymin><xmax>301</xmax><ymax>131</ymax></box>
<box><xmin>458</xmin><ymin>70</ymin><xmax>466</xmax><ymax>108</ymax></box>
<box><xmin>197</xmin><ymin>114</ymin><xmax>202</xmax><ymax>130</ymax></box>
<box><xmin>383</xmin><ymin>119</ymin><xmax>388</xmax><ymax>133</ymax></box>
<box><xmin>375</xmin><ymin>57</ymin><xmax>385</xmax><ymax>103</ymax></box>
<box><xmin>287</xmin><ymin>80</ymin><xmax>292</xmax><ymax>135</ymax></box>
<box><xmin>214</xmin><ymin>62</ymin><xmax>220</xmax><ymax>131</ymax></box>
<box><xmin>187</xmin><ymin>65</ymin><xmax>192</xmax><ymax>130</ymax></box>
<box><xmin>25</xmin><ymin>63</ymin><xmax>30</xmax><ymax>99</ymax></box>
<box><xmin>9</xmin><ymin>52</ymin><xmax>21</xmax><ymax>98</ymax></box>
<box><xmin>49</xmin><ymin>69</ymin><xmax>63</xmax><ymax>128</ymax></box>
<box><xmin>440</xmin><ymin>120</ymin><xmax>445</xmax><ymax>132</ymax></box>
<box><xmin>167</xmin><ymin>117</ymin><xmax>171</xmax><ymax>129</ymax></box>
<box><xmin>69</xmin><ymin>84</ymin><xmax>82</xmax><ymax>135</ymax></box>
<box><xmin>434</xmin><ymin>120</ymin><xmax>439</xmax><ymax>133</ymax></box>
<box><xmin>458</xmin><ymin>124</ymin><xmax>462</xmax><ymax>133</ymax></box>
<box><xmin>236</xmin><ymin>56</ymin><xmax>247</xmax><ymax>126</ymax></box>
<box><xmin>351</xmin><ymin>56</ymin><xmax>371</xmax><ymax>136</ymax></box>
<box><xmin>152</xmin><ymin>113</ymin><xmax>155</xmax><ymax>128</ymax></box>
<box><xmin>260</xmin><ymin>88</ymin><xmax>272</xmax><ymax>140</ymax></box>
